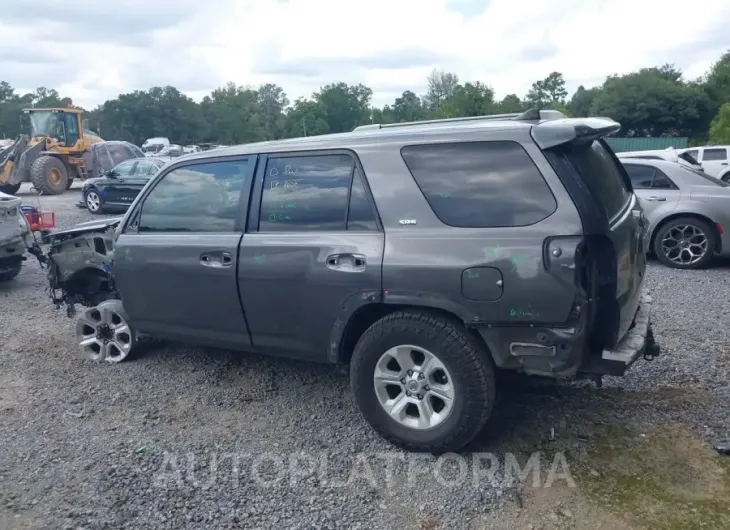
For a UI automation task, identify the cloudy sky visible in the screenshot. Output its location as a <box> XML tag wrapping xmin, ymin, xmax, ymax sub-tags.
<box><xmin>1</xmin><ymin>0</ymin><xmax>728</xmax><ymax>109</ymax></box>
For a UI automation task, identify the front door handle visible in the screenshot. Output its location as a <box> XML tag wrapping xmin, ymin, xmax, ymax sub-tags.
<box><xmin>200</xmin><ymin>251</ymin><xmax>233</xmax><ymax>268</ymax></box>
<box><xmin>326</xmin><ymin>253</ymin><xmax>367</xmax><ymax>272</ymax></box>
<box><xmin>645</xmin><ymin>196</ymin><xmax>666</xmax><ymax>202</ymax></box>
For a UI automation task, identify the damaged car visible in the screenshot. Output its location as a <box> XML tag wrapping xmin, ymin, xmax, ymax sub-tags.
<box><xmin>44</xmin><ymin>109</ymin><xmax>659</xmax><ymax>453</ymax></box>
<box><xmin>0</xmin><ymin>191</ymin><xmax>44</xmax><ymax>281</ymax></box>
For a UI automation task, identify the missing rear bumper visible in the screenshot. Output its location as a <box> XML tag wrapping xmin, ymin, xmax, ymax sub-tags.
<box><xmin>584</xmin><ymin>292</ymin><xmax>658</xmax><ymax>377</ymax></box>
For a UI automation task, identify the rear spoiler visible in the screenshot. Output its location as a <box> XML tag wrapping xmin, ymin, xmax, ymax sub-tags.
<box><xmin>531</xmin><ymin>118</ymin><xmax>621</xmax><ymax>150</ymax></box>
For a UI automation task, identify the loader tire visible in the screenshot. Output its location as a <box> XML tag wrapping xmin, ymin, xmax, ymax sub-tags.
<box><xmin>0</xmin><ymin>183</ymin><xmax>21</xmax><ymax>195</ymax></box>
<box><xmin>30</xmin><ymin>156</ymin><xmax>68</xmax><ymax>195</ymax></box>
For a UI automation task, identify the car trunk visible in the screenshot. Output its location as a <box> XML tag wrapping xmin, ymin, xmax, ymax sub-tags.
<box><xmin>536</xmin><ymin>122</ymin><xmax>647</xmax><ymax>351</ymax></box>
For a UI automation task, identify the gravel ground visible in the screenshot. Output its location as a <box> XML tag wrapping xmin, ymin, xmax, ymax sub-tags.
<box><xmin>1</xmin><ymin>182</ymin><xmax>729</xmax><ymax>529</ymax></box>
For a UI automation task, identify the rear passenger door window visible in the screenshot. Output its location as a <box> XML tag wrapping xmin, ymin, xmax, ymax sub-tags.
<box><xmin>259</xmin><ymin>153</ymin><xmax>377</xmax><ymax>231</ymax></box>
<box><xmin>400</xmin><ymin>141</ymin><xmax>557</xmax><ymax>228</ymax></box>
<box><xmin>139</xmin><ymin>160</ymin><xmax>249</xmax><ymax>232</ymax></box>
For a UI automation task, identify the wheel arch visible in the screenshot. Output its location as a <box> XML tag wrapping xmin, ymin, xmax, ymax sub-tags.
<box><xmin>336</xmin><ymin>302</ymin><xmax>490</xmax><ymax>366</ymax></box>
<box><xmin>650</xmin><ymin>212</ymin><xmax>722</xmax><ymax>253</ymax></box>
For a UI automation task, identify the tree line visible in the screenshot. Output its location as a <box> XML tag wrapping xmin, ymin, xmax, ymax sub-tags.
<box><xmin>1</xmin><ymin>49</ymin><xmax>729</xmax><ymax>146</ymax></box>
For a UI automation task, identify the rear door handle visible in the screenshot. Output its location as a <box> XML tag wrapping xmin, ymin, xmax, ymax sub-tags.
<box><xmin>326</xmin><ymin>253</ymin><xmax>367</xmax><ymax>272</ymax></box>
<box><xmin>645</xmin><ymin>196</ymin><xmax>666</xmax><ymax>202</ymax></box>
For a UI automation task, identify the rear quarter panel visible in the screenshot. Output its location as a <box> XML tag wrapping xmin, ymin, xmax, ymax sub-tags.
<box><xmin>356</xmin><ymin>127</ymin><xmax>584</xmax><ymax>326</ymax></box>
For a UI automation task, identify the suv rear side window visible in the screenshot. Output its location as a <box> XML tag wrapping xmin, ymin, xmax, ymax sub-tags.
<box><xmin>259</xmin><ymin>154</ymin><xmax>377</xmax><ymax>231</ymax></box>
<box><xmin>703</xmin><ymin>148</ymin><xmax>727</xmax><ymax>161</ymax></box>
<box><xmin>563</xmin><ymin>140</ymin><xmax>631</xmax><ymax>221</ymax></box>
<box><xmin>400</xmin><ymin>141</ymin><xmax>557</xmax><ymax>228</ymax></box>
<box><xmin>139</xmin><ymin>160</ymin><xmax>248</xmax><ymax>232</ymax></box>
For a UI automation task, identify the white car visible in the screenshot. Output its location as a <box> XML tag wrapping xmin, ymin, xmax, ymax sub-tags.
<box><xmin>617</xmin><ymin>148</ymin><xmax>703</xmax><ymax>171</ymax></box>
<box><xmin>141</xmin><ymin>137</ymin><xmax>171</xmax><ymax>157</ymax></box>
<box><xmin>0</xmin><ymin>191</ymin><xmax>33</xmax><ymax>280</ymax></box>
<box><xmin>678</xmin><ymin>146</ymin><xmax>730</xmax><ymax>182</ymax></box>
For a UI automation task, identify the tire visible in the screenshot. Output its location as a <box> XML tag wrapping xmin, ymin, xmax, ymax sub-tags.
<box><xmin>0</xmin><ymin>183</ymin><xmax>21</xmax><ymax>195</ymax></box>
<box><xmin>0</xmin><ymin>261</ymin><xmax>22</xmax><ymax>281</ymax></box>
<box><xmin>653</xmin><ymin>216</ymin><xmax>716</xmax><ymax>269</ymax></box>
<box><xmin>75</xmin><ymin>299</ymin><xmax>139</xmax><ymax>362</ymax></box>
<box><xmin>721</xmin><ymin>173</ymin><xmax>730</xmax><ymax>183</ymax></box>
<box><xmin>350</xmin><ymin>311</ymin><xmax>496</xmax><ymax>453</ymax></box>
<box><xmin>30</xmin><ymin>155</ymin><xmax>68</xmax><ymax>195</ymax></box>
<box><xmin>84</xmin><ymin>188</ymin><xmax>104</xmax><ymax>214</ymax></box>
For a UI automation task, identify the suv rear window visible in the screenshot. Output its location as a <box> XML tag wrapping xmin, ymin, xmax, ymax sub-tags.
<box><xmin>400</xmin><ymin>141</ymin><xmax>557</xmax><ymax>228</ymax></box>
<box><xmin>562</xmin><ymin>140</ymin><xmax>631</xmax><ymax>221</ymax></box>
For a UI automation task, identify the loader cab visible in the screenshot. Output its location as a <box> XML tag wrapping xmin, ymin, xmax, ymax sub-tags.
<box><xmin>24</xmin><ymin>109</ymin><xmax>83</xmax><ymax>149</ymax></box>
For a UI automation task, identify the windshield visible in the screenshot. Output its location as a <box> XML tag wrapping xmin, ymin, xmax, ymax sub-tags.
<box><xmin>679</xmin><ymin>151</ymin><xmax>701</xmax><ymax>166</ymax></box>
<box><xmin>28</xmin><ymin>112</ymin><xmax>57</xmax><ymax>136</ymax></box>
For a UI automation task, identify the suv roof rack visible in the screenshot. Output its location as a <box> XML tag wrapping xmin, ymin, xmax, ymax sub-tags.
<box><xmin>353</xmin><ymin>108</ymin><xmax>567</xmax><ymax>132</ymax></box>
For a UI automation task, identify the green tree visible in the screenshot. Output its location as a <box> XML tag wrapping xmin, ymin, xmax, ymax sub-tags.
<box><xmin>257</xmin><ymin>83</ymin><xmax>289</xmax><ymax>140</ymax></box>
<box><xmin>567</xmin><ymin>85</ymin><xmax>600</xmax><ymax>117</ymax></box>
<box><xmin>590</xmin><ymin>68</ymin><xmax>712</xmax><ymax>137</ymax></box>
<box><xmin>709</xmin><ymin>102</ymin><xmax>730</xmax><ymax>144</ymax></box>
<box><xmin>497</xmin><ymin>94</ymin><xmax>525</xmax><ymax>113</ymax></box>
<box><xmin>704</xmin><ymin>50</ymin><xmax>730</xmax><ymax>116</ymax></box>
<box><xmin>423</xmin><ymin>70</ymin><xmax>459</xmax><ymax>111</ymax></box>
<box><xmin>313</xmin><ymin>82</ymin><xmax>372</xmax><ymax>133</ymax></box>
<box><xmin>392</xmin><ymin>90</ymin><xmax>425</xmax><ymax>122</ymax></box>
<box><xmin>526</xmin><ymin>72</ymin><xmax>568</xmax><ymax>108</ymax></box>
<box><xmin>284</xmin><ymin>98</ymin><xmax>329</xmax><ymax>137</ymax></box>
<box><xmin>201</xmin><ymin>83</ymin><xmax>263</xmax><ymax>144</ymax></box>
<box><xmin>438</xmin><ymin>82</ymin><xmax>496</xmax><ymax>118</ymax></box>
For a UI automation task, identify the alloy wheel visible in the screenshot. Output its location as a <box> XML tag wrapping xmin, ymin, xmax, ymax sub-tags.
<box><xmin>373</xmin><ymin>344</ymin><xmax>455</xmax><ymax>430</ymax></box>
<box><xmin>85</xmin><ymin>190</ymin><xmax>101</xmax><ymax>213</ymax></box>
<box><xmin>75</xmin><ymin>304</ymin><xmax>134</xmax><ymax>362</ymax></box>
<box><xmin>661</xmin><ymin>223</ymin><xmax>708</xmax><ymax>266</ymax></box>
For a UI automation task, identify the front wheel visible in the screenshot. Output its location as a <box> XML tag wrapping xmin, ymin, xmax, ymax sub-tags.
<box><xmin>30</xmin><ymin>155</ymin><xmax>68</xmax><ymax>195</ymax></box>
<box><xmin>75</xmin><ymin>300</ymin><xmax>138</xmax><ymax>362</ymax></box>
<box><xmin>653</xmin><ymin>216</ymin><xmax>716</xmax><ymax>269</ymax></box>
<box><xmin>84</xmin><ymin>188</ymin><xmax>104</xmax><ymax>214</ymax></box>
<box><xmin>0</xmin><ymin>260</ymin><xmax>22</xmax><ymax>281</ymax></box>
<box><xmin>350</xmin><ymin>311</ymin><xmax>496</xmax><ymax>453</ymax></box>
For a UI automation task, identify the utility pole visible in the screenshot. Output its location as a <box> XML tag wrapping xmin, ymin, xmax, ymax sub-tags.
<box><xmin>301</xmin><ymin>118</ymin><xmax>307</xmax><ymax>137</ymax></box>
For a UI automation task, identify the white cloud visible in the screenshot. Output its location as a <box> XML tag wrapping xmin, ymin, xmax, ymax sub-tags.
<box><xmin>1</xmin><ymin>0</ymin><xmax>728</xmax><ymax>109</ymax></box>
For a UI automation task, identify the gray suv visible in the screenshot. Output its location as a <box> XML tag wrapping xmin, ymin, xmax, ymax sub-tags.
<box><xmin>45</xmin><ymin>109</ymin><xmax>656</xmax><ymax>452</ymax></box>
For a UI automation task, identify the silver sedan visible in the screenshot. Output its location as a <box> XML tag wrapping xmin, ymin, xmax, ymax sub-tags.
<box><xmin>621</xmin><ymin>158</ymin><xmax>730</xmax><ymax>269</ymax></box>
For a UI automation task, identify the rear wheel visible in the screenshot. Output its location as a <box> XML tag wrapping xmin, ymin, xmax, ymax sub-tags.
<box><xmin>653</xmin><ymin>216</ymin><xmax>716</xmax><ymax>269</ymax></box>
<box><xmin>350</xmin><ymin>311</ymin><xmax>496</xmax><ymax>453</ymax></box>
<box><xmin>0</xmin><ymin>182</ymin><xmax>21</xmax><ymax>195</ymax></box>
<box><xmin>30</xmin><ymin>155</ymin><xmax>68</xmax><ymax>195</ymax></box>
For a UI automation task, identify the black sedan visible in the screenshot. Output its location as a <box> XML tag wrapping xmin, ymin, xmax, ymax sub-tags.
<box><xmin>81</xmin><ymin>157</ymin><xmax>166</xmax><ymax>214</ymax></box>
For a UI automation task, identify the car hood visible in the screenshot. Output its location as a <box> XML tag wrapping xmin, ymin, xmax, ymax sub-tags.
<box><xmin>50</xmin><ymin>216</ymin><xmax>123</xmax><ymax>238</ymax></box>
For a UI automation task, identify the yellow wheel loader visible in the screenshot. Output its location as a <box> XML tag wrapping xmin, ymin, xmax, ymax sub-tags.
<box><xmin>0</xmin><ymin>107</ymin><xmax>103</xmax><ymax>195</ymax></box>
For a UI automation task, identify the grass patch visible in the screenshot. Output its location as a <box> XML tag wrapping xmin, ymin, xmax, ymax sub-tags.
<box><xmin>576</xmin><ymin>422</ymin><xmax>730</xmax><ymax>529</ymax></box>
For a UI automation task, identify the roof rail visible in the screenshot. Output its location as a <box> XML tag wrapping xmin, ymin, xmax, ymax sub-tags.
<box><xmin>352</xmin><ymin>108</ymin><xmax>566</xmax><ymax>132</ymax></box>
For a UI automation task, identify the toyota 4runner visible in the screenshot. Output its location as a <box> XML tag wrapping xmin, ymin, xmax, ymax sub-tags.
<box><xmin>44</xmin><ymin>109</ymin><xmax>656</xmax><ymax>452</ymax></box>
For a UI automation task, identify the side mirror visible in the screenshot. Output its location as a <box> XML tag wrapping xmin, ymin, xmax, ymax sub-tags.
<box><xmin>105</xmin><ymin>170</ymin><xmax>118</xmax><ymax>178</ymax></box>
<box><xmin>82</xmin><ymin>118</ymin><xmax>89</xmax><ymax>130</ymax></box>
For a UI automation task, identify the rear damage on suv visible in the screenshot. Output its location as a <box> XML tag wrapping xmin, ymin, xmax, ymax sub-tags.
<box><xmin>518</xmin><ymin>117</ymin><xmax>659</xmax><ymax>381</ymax></box>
